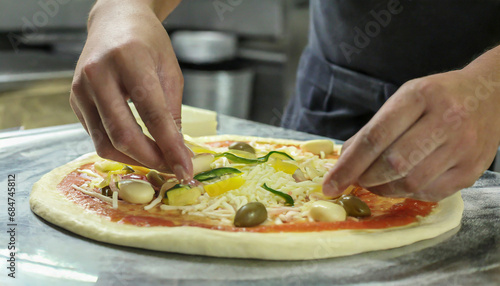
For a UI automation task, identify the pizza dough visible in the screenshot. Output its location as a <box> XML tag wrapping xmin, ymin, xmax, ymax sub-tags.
<box><xmin>30</xmin><ymin>136</ymin><xmax>464</xmax><ymax>260</ymax></box>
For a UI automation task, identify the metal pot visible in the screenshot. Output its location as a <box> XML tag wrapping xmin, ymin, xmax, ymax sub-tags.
<box><xmin>171</xmin><ymin>31</ymin><xmax>237</xmax><ymax>64</ymax></box>
<box><xmin>182</xmin><ymin>68</ymin><xmax>254</xmax><ymax>118</ymax></box>
<box><xmin>172</xmin><ymin>31</ymin><xmax>254</xmax><ymax>118</ymax></box>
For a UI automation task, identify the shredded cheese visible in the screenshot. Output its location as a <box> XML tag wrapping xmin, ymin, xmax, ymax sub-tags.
<box><xmin>77</xmin><ymin>169</ymin><xmax>101</xmax><ymax>178</ymax></box>
<box><xmin>112</xmin><ymin>191</ymin><xmax>118</xmax><ymax>209</ymax></box>
<box><xmin>71</xmin><ymin>184</ymin><xmax>113</xmax><ymax>204</ymax></box>
<box><xmin>72</xmin><ymin>139</ymin><xmax>339</xmax><ymax>225</ymax></box>
<box><xmin>144</xmin><ymin>185</ymin><xmax>169</xmax><ymax>211</ymax></box>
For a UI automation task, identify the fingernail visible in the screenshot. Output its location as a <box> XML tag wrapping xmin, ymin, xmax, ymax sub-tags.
<box><xmin>173</xmin><ymin>164</ymin><xmax>190</xmax><ymax>182</ymax></box>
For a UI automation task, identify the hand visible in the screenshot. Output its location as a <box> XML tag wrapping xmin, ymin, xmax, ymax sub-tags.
<box><xmin>322</xmin><ymin>70</ymin><xmax>500</xmax><ymax>201</ymax></box>
<box><xmin>70</xmin><ymin>0</ymin><xmax>192</xmax><ymax>180</ymax></box>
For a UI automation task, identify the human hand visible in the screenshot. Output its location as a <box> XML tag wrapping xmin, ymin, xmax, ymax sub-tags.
<box><xmin>70</xmin><ymin>0</ymin><xmax>193</xmax><ymax>180</ymax></box>
<box><xmin>322</xmin><ymin>70</ymin><xmax>500</xmax><ymax>201</ymax></box>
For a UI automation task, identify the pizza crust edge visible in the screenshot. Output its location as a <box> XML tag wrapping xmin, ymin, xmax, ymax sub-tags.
<box><xmin>29</xmin><ymin>136</ymin><xmax>464</xmax><ymax>260</ymax></box>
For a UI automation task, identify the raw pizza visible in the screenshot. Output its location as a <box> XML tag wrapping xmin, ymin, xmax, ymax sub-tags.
<box><xmin>30</xmin><ymin>135</ymin><xmax>463</xmax><ymax>260</ymax></box>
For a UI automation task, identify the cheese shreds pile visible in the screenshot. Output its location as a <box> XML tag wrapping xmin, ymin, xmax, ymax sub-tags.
<box><xmin>160</xmin><ymin>143</ymin><xmax>338</xmax><ymax>225</ymax></box>
<box><xmin>74</xmin><ymin>141</ymin><xmax>338</xmax><ymax>225</ymax></box>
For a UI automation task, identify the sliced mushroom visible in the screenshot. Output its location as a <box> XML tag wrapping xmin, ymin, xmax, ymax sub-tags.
<box><xmin>228</xmin><ymin>142</ymin><xmax>256</xmax><ymax>154</ymax></box>
<box><xmin>300</xmin><ymin>140</ymin><xmax>334</xmax><ymax>155</ymax></box>
<box><xmin>292</xmin><ymin>168</ymin><xmax>307</xmax><ymax>182</ymax></box>
<box><xmin>192</xmin><ymin>153</ymin><xmax>215</xmax><ymax>175</ymax></box>
<box><xmin>146</xmin><ymin>170</ymin><xmax>166</xmax><ymax>189</ymax></box>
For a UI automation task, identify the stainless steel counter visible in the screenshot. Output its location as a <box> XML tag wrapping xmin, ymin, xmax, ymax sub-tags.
<box><xmin>1</xmin><ymin>116</ymin><xmax>499</xmax><ymax>285</ymax></box>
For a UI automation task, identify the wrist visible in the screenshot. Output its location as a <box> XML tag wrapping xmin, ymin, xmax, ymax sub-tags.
<box><xmin>89</xmin><ymin>0</ymin><xmax>180</xmax><ymax>29</ymax></box>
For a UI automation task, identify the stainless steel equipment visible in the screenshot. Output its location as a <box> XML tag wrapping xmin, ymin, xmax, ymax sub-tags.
<box><xmin>165</xmin><ymin>0</ymin><xmax>309</xmax><ymax>125</ymax></box>
<box><xmin>172</xmin><ymin>30</ymin><xmax>254</xmax><ymax>118</ymax></box>
<box><xmin>0</xmin><ymin>0</ymin><xmax>309</xmax><ymax>128</ymax></box>
<box><xmin>182</xmin><ymin>68</ymin><xmax>254</xmax><ymax>118</ymax></box>
<box><xmin>1</xmin><ymin>119</ymin><xmax>500</xmax><ymax>285</ymax></box>
<box><xmin>172</xmin><ymin>31</ymin><xmax>237</xmax><ymax>64</ymax></box>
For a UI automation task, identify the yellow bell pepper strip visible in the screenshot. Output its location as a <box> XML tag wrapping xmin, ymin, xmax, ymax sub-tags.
<box><xmin>97</xmin><ymin>176</ymin><xmax>111</xmax><ymax>188</ymax></box>
<box><xmin>261</xmin><ymin>183</ymin><xmax>294</xmax><ymax>206</ymax></box>
<box><xmin>204</xmin><ymin>176</ymin><xmax>246</xmax><ymax>197</ymax></box>
<box><xmin>127</xmin><ymin>165</ymin><xmax>151</xmax><ymax>175</ymax></box>
<box><xmin>122</xmin><ymin>166</ymin><xmax>135</xmax><ymax>173</ymax></box>
<box><xmin>107</xmin><ymin>166</ymin><xmax>135</xmax><ymax>176</ymax></box>
<box><xmin>94</xmin><ymin>160</ymin><xmax>124</xmax><ymax>172</ymax></box>
<box><xmin>194</xmin><ymin>167</ymin><xmax>242</xmax><ymax>182</ymax></box>
<box><xmin>215</xmin><ymin>151</ymin><xmax>294</xmax><ymax>164</ymax></box>
<box><xmin>271</xmin><ymin>159</ymin><xmax>298</xmax><ymax>174</ymax></box>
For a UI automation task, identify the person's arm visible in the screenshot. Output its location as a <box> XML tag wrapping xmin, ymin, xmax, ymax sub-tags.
<box><xmin>70</xmin><ymin>0</ymin><xmax>193</xmax><ymax>181</ymax></box>
<box><xmin>322</xmin><ymin>45</ymin><xmax>500</xmax><ymax>201</ymax></box>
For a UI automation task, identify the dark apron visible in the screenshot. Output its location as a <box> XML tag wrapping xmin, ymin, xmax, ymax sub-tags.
<box><xmin>282</xmin><ymin>1</ymin><xmax>500</xmax><ymax>141</ymax></box>
<box><xmin>282</xmin><ymin>47</ymin><xmax>398</xmax><ymax>141</ymax></box>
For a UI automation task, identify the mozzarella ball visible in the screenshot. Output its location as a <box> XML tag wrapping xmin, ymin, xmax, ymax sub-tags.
<box><xmin>309</xmin><ymin>201</ymin><xmax>347</xmax><ymax>222</ymax></box>
<box><xmin>117</xmin><ymin>179</ymin><xmax>155</xmax><ymax>204</ymax></box>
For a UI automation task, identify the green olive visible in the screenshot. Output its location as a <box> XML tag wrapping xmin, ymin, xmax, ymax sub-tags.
<box><xmin>146</xmin><ymin>170</ymin><xmax>166</xmax><ymax>188</ymax></box>
<box><xmin>100</xmin><ymin>186</ymin><xmax>112</xmax><ymax>197</ymax></box>
<box><xmin>234</xmin><ymin>202</ymin><xmax>268</xmax><ymax>227</ymax></box>
<box><xmin>228</xmin><ymin>142</ymin><xmax>256</xmax><ymax>154</ymax></box>
<box><xmin>338</xmin><ymin>195</ymin><xmax>371</xmax><ymax>217</ymax></box>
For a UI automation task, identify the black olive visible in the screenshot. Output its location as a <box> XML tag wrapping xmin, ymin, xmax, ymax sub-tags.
<box><xmin>100</xmin><ymin>186</ymin><xmax>112</xmax><ymax>197</ymax></box>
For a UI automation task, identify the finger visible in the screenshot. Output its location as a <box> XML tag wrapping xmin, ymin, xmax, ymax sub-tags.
<box><xmin>367</xmin><ymin>144</ymin><xmax>457</xmax><ymax>200</ymax></box>
<box><xmin>341</xmin><ymin>135</ymin><xmax>356</xmax><ymax>154</ymax></box>
<box><xmin>158</xmin><ymin>63</ymin><xmax>184</xmax><ymax>131</ymax></box>
<box><xmin>83</xmin><ymin>103</ymin><xmax>145</xmax><ymax>166</ymax></box>
<box><xmin>73</xmin><ymin>76</ymin><xmax>145</xmax><ymax>166</ymax></box>
<box><xmin>358</xmin><ymin>113</ymin><xmax>448</xmax><ymax>187</ymax></box>
<box><xmin>410</xmin><ymin>166</ymin><xmax>476</xmax><ymax>202</ymax></box>
<box><xmin>82</xmin><ymin>65</ymin><xmax>167</xmax><ymax>170</ymax></box>
<box><xmin>413</xmin><ymin>153</ymin><xmax>488</xmax><ymax>202</ymax></box>
<box><xmin>323</xmin><ymin>86</ymin><xmax>427</xmax><ymax>196</ymax></box>
<box><xmin>118</xmin><ymin>59</ymin><xmax>193</xmax><ymax>180</ymax></box>
<box><xmin>69</xmin><ymin>90</ymin><xmax>89</xmax><ymax>134</ymax></box>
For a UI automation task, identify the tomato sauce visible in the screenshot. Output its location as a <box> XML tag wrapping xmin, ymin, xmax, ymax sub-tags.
<box><xmin>205</xmin><ymin>140</ymin><xmax>234</xmax><ymax>148</ymax></box>
<box><xmin>59</xmin><ymin>166</ymin><xmax>436</xmax><ymax>233</ymax></box>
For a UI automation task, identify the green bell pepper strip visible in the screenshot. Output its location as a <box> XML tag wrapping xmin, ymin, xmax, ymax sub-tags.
<box><xmin>194</xmin><ymin>167</ymin><xmax>242</xmax><ymax>182</ymax></box>
<box><xmin>261</xmin><ymin>183</ymin><xmax>295</xmax><ymax>206</ymax></box>
<box><xmin>215</xmin><ymin>151</ymin><xmax>294</xmax><ymax>164</ymax></box>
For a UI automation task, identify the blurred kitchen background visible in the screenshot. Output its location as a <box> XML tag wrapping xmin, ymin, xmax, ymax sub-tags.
<box><xmin>0</xmin><ymin>0</ymin><xmax>309</xmax><ymax>131</ymax></box>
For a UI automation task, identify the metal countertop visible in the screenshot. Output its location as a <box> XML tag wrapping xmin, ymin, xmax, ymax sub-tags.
<box><xmin>0</xmin><ymin>116</ymin><xmax>499</xmax><ymax>286</ymax></box>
